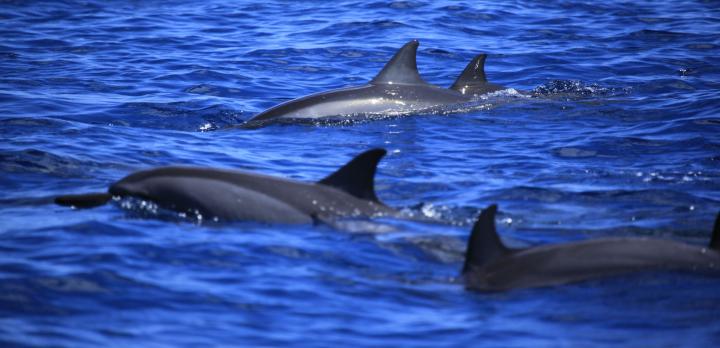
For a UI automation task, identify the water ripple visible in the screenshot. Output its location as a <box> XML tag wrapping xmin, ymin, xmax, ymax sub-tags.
<box><xmin>1</xmin><ymin>0</ymin><xmax>719</xmax><ymax>346</ymax></box>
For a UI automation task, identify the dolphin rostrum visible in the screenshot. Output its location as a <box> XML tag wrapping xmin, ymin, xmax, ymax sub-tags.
<box><xmin>55</xmin><ymin>149</ymin><xmax>403</xmax><ymax>224</ymax></box>
<box><xmin>244</xmin><ymin>40</ymin><xmax>506</xmax><ymax>127</ymax></box>
<box><xmin>462</xmin><ymin>205</ymin><xmax>720</xmax><ymax>291</ymax></box>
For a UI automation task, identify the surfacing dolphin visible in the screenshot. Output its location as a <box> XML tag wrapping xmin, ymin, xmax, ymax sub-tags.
<box><xmin>244</xmin><ymin>40</ymin><xmax>506</xmax><ymax>127</ymax></box>
<box><xmin>462</xmin><ymin>204</ymin><xmax>720</xmax><ymax>291</ymax></box>
<box><xmin>55</xmin><ymin>149</ymin><xmax>405</xmax><ymax>224</ymax></box>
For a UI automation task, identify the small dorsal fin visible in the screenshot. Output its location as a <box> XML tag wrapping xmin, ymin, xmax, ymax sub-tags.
<box><xmin>450</xmin><ymin>54</ymin><xmax>505</xmax><ymax>95</ymax></box>
<box><xmin>318</xmin><ymin>149</ymin><xmax>387</xmax><ymax>203</ymax></box>
<box><xmin>370</xmin><ymin>40</ymin><xmax>427</xmax><ymax>85</ymax></box>
<box><xmin>710</xmin><ymin>211</ymin><xmax>720</xmax><ymax>250</ymax></box>
<box><xmin>453</xmin><ymin>54</ymin><xmax>488</xmax><ymax>87</ymax></box>
<box><xmin>462</xmin><ymin>204</ymin><xmax>511</xmax><ymax>274</ymax></box>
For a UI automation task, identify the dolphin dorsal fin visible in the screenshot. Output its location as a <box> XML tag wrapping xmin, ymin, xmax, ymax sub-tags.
<box><xmin>318</xmin><ymin>148</ymin><xmax>387</xmax><ymax>203</ymax></box>
<box><xmin>710</xmin><ymin>211</ymin><xmax>720</xmax><ymax>250</ymax></box>
<box><xmin>453</xmin><ymin>54</ymin><xmax>488</xmax><ymax>87</ymax></box>
<box><xmin>370</xmin><ymin>40</ymin><xmax>427</xmax><ymax>85</ymax></box>
<box><xmin>462</xmin><ymin>204</ymin><xmax>511</xmax><ymax>274</ymax></box>
<box><xmin>450</xmin><ymin>54</ymin><xmax>505</xmax><ymax>95</ymax></box>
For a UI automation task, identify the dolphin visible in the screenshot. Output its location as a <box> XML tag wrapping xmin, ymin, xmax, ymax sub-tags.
<box><xmin>462</xmin><ymin>204</ymin><xmax>720</xmax><ymax>291</ymax></box>
<box><xmin>244</xmin><ymin>40</ymin><xmax>505</xmax><ymax>127</ymax></box>
<box><xmin>55</xmin><ymin>149</ymin><xmax>403</xmax><ymax>224</ymax></box>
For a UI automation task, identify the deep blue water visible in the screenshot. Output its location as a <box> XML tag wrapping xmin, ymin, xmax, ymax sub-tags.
<box><xmin>2</xmin><ymin>0</ymin><xmax>720</xmax><ymax>346</ymax></box>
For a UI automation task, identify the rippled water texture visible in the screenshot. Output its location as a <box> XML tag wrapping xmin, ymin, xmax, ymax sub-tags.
<box><xmin>2</xmin><ymin>1</ymin><xmax>720</xmax><ymax>346</ymax></box>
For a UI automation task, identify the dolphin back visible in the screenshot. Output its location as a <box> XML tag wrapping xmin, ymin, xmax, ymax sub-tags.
<box><xmin>55</xmin><ymin>192</ymin><xmax>112</xmax><ymax>208</ymax></box>
<box><xmin>463</xmin><ymin>205</ymin><xmax>720</xmax><ymax>291</ymax></box>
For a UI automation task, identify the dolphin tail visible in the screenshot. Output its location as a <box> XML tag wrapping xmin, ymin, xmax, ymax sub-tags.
<box><xmin>710</xmin><ymin>211</ymin><xmax>720</xmax><ymax>250</ymax></box>
<box><xmin>450</xmin><ymin>54</ymin><xmax>505</xmax><ymax>95</ymax></box>
<box><xmin>318</xmin><ymin>148</ymin><xmax>387</xmax><ymax>203</ymax></box>
<box><xmin>55</xmin><ymin>192</ymin><xmax>112</xmax><ymax>209</ymax></box>
<box><xmin>463</xmin><ymin>204</ymin><xmax>511</xmax><ymax>274</ymax></box>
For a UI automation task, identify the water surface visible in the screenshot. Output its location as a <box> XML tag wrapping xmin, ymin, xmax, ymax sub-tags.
<box><xmin>1</xmin><ymin>0</ymin><xmax>720</xmax><ymax>346</ymax></box>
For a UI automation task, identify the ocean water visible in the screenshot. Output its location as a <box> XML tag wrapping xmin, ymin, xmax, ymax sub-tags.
<box><xmin>2</xmin><ymin>0</ymin><xmax>720</xmax><ymax>346</ymax></box>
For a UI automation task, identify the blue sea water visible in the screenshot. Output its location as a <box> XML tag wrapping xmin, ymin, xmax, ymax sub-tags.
<box><xmin>2</xmin><ymin>0</ymin><xmax>720</xmax><ymax>346</ymax></box>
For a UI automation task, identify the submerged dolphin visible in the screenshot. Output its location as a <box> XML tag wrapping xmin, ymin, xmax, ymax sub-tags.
<box><xmin>244</xmin><ymin>40</ymin><xmax>505</xmax><ymax>127</ymax></box>
<box><xmin>462</xmin><ymin>205</ymin><xmax>720</xmax><ymax>291</ymax></box>
<box><xmin>55</xmin><ymin>149</ymin><xmax>402</xmax><ymax>224</ymax></box>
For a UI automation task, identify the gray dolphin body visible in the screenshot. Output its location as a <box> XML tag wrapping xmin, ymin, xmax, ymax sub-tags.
<box><xmin>55</xmin><ymin>149</ymin><xmax>400</xmax><ymax>224</ymax></box>
<box><xmin>244</xmin><ymin>40</ymin><xmax>505</xmax><ymax>127</ymax></box>
<box><xmin>462</xmin><ymin>205</ymin><xmax>720</xmax><ymax>291</ymax></box>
